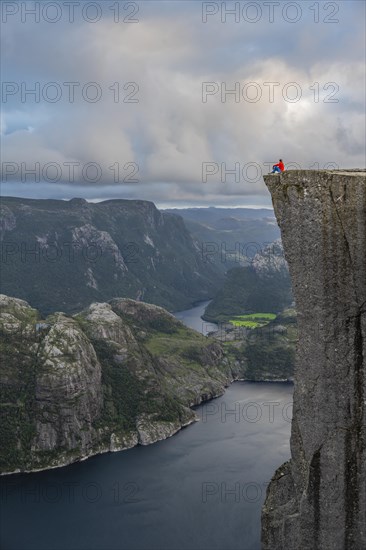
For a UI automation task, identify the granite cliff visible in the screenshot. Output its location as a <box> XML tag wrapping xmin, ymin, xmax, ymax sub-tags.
<box><xmin>0</xmin><ymin>295</ymin><xmax>244</xmax><ymax>475</ymax></box>
<box><xmin>262</xmin><ymin>170</ymin><xmax>366</xmax><ymax>549</ymax></box>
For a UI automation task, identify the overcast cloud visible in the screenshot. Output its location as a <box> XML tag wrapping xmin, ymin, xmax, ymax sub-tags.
<box><xmin>1</xmin><ymin>0</ymin><xmax>365</xmax><ymax>207</ymax></box>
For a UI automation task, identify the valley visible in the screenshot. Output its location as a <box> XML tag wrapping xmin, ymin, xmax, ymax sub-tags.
<box><xmin>0</xmin><ymin>200</ymin><xmax>298</xmax><ymax>475</ymax></box>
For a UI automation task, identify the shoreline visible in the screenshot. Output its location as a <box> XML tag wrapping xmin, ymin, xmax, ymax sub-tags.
<box><xmin>1</xmin><ymin>377</ymin><xmax>293</xmax><ymax>477</ymax></box>
<box><xmin>0</xmin><ymin>416</ymin><xmax>198</xmax><ymax>478</ymax></box>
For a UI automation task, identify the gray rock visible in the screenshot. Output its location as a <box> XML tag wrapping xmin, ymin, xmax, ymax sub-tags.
<box><xmin>262</xmin><ymin>170</ymin><xmax>366</xmax><ymax>549</ymax></box>
<box><xmin>252</xmin><ymin>239</ymin><xmax>288</xmax><ymax>276</ymax></box>
<box><xmin>35</xmin><ymin>314</ymin><xmax>103</xmax><ymax>453</ymax></box>
<box><xmin>0</xmin><ymin>295</ymin><xmax>241</xmax><ymax>474</ymax></box>
<box><xmin>0</xmin><ymin>205</ymin><xmax>16</xmax><ymax>236</ymax></box>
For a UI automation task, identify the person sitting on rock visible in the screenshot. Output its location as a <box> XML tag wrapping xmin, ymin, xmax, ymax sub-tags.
<box><xmin>271</xmin><ymin>159</ymin><xmax>285</xmax><ymax>173</ymax></box>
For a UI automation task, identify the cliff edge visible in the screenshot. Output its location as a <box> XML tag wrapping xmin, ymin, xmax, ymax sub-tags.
<box><xmin>262</xmin><ymin>170</ymin><xmax>366</xmax><ymax>549</ymax></box>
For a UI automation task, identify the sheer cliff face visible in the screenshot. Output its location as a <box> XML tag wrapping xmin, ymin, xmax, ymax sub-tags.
<box><xmin>262</xmin><ymin>171</ymin><xmax>366</xmax><ymax>550</ymax></box>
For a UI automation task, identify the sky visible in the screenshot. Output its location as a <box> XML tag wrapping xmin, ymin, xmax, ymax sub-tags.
<box><xmin>1</xmin><ymin>0</ymin><xmax>365</xmax><ymax>208</ymax></box>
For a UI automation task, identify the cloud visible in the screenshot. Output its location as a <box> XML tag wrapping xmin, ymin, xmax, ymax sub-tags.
<box><xmin>1</xmin><ymin>0</ymin><xmax>365</xmax><ymax>206</ymax></box>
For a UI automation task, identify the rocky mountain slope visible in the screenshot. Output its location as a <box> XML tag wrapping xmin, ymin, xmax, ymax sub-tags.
<box><xmin>164</xmin><ymin>207</ymin><xmax>280</xmax><ymax>274</ymax></box>
<box><xmin>0</xmin><ymin>197</ymin><xmax>223</xmax><ymax>316</ymax></box>
<box><xmin>208</xmin><ymin>308</ymin><xmax>297</xmax><ymax>382</ymax></box>
<box><xmin>203</xmin><ymin>240</ymin><xmax>293</xmax><ymax>322</ymax></box>
<box><xmin>261</xmin><ymin>170</ymin><xmax>366</xmax><ymax>549</ymax></box>
<box><xmin>239</xmin><ymin>308</ymin><xmax>296</xmax><ymax>381</ymax></box>
<box><xmin>0</xmin><ymin>294</ymin><xmax>244</xmax><ymax>475</ymax></box>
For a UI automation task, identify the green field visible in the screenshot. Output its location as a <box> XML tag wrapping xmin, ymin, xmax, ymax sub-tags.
<box><xmin>229</xmin><ymin>313</ymin><xmax>276</xmax><ymax>328</ymax></box>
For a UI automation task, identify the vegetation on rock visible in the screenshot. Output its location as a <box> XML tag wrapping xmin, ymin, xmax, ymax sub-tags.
<box><xmin>0</xmin><ymin>295</ymin><xmax>243</xmax><ymax>474</ymax></box>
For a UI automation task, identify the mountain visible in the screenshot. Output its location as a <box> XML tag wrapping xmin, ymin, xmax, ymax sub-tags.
<box><xmin>164</xmin><ymin>207</ymin><xmax>275</xmax><ymax>223</ymax></box>
<box><xmin>164</xmin><ymin>207</ymin><xmax>280</xmax><ymax>274</ymax></box>
<box><xmin>210</xmin><ymin>307</ymin><xmax>297</xmax><ymax>382</ymax></box>
<box><xmin>0</xmin><ymin>294</ymin><xmax>245</xmax><ymax>474</ymax></box>
<box><xmin>203</xmin><ymin>240</ymin><xmax>293</xmax><ymax>322</ymax></box>
<box><xmin>262</xmin><ymin>170</ymin><xmax>366</xmax><ymax>549</ymax></box>
<box><xmin>0</xmin><ymin>197</ymin><xmax>223</xmax><ymax>316</ymax></box>
<box><xmin>239</xmin><ymin>308</ymin><xmax>296</xmax><ymax>381</ymax></box>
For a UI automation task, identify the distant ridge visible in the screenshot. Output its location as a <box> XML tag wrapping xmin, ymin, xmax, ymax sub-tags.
<box><xmin>0</xmin><ymin>196</ymin><xmax>223</xmax><ymax>315</ymax></box>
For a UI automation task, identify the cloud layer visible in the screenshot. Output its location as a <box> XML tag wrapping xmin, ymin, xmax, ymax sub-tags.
<box><xmin>1</xmin><ymin>1</ymin><xmax>365</xmax><ymax>207</ymax></box>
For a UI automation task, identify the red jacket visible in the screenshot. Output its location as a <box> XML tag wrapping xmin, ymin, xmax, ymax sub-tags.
<box><xmin>274</xmin><ymin>161</ymin><xmax>285</xmax><ymax>171</ymax></box>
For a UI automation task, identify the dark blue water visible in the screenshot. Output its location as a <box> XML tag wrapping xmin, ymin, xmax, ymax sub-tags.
<box><xmin>0</xmin><ymin>382</ymin><xmax>292</xmax><ymax>550</ymax></box>
<box><xmin>174</xmin><ymin>300</ymin><xmax>218</xmax><ymax>335</ymax></box>
<box><xmin>0</xmin><ymin>305</ymin><xmax>293</xmax><ymax>549</ymax></box>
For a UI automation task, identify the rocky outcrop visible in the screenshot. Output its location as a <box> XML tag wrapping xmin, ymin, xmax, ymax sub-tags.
<box><xmin>34</xmin><ymin>314</ymin><xmax>103</xmax><ymax>453</ymax></box>
<box><xmin>252</xmin><ymin>240</ymin><xmax>288</xmax><ymax>276</ymax></box>
<box><xmin>0</xmin><ymin>295</ymin><xmax>242</xmax><ymax>475</ymax></box>
<box><xmin>0</xmin><ymin>205</ymin><xmax>16</xmax><ymax>238</ymax></box>
<box><xmin>262</xmin><ymin>171</ymin><xmax>366</xmax><ymax>549</ymax></box>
